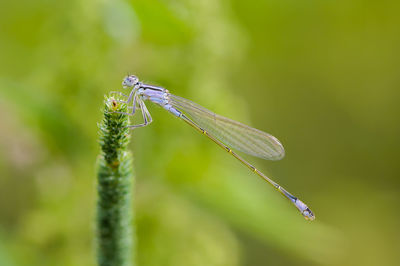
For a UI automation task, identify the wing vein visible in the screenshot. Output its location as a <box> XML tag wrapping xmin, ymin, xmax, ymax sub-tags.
<box><xmin>168</xmin><ymin>94</ymin><xmax>285</xmax><ymax>160</ymax></box>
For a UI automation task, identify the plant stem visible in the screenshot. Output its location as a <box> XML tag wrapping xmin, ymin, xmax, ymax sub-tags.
<box><xmin>97</xmin><ymin>96</ymin><xmax>134</xmax><ymax>266</ymax></box>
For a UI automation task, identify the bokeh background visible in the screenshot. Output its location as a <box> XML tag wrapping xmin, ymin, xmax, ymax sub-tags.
<box><xmin>1</xmin><ymin>0</ymin><xmax>399</xmax><ymax>265</ymax></box>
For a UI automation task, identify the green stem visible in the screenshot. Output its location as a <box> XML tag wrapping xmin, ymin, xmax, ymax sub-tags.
<box><xmin>96</xmin><ymin>96</ymin><xmax>134</xmax><ymax>266</ymax></box>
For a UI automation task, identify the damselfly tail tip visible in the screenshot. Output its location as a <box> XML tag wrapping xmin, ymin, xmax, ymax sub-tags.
<box><xmin>302</xmin><ymin>208</ymin><xmax>315</xmax><ymax>221</ymax></box>
<box><xmin>295</xmin><ymin>199</ymin><xmax>315</xmax><ymax>221</ymax></box>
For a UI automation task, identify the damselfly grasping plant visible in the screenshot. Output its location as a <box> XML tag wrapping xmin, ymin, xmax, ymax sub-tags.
<box><xmin>110</xmin><ymin>75</ymin><xmax>315</xmax><ymax>221</ymax></box>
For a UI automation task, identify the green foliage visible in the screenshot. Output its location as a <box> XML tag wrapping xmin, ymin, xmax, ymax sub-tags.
<box><xmin>97</xmin><ymin>97</ymin><xmax>133</xmax><ymax>266</ymax></box>
<box><xmin>1</xmin><ymin>0</ymin><xmax>400</xmax><ymax>266</ymax></box>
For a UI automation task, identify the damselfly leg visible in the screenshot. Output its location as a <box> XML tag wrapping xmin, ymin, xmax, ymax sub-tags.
<box><xmin>125</xmin><ymin>99</ymin><xmax>153</xmax><ymax>129</ymax></box>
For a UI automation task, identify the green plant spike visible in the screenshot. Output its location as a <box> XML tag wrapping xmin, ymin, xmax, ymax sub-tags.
<box><xmin>96</xmin><ymin>95</ymin><xmax>134</xmax><ymax>266</ymax></box>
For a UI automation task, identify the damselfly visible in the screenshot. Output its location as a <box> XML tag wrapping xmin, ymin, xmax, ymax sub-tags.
<box><xmin>111</xmin><ymin>75</ymin><xmax>315</xmax><ymax>221</ymax></box>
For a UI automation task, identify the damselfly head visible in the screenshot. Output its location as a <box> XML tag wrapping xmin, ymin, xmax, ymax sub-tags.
<box><xmin>122</xmin><ymin>75</ymin><xmax>139</xmax><ymax>88</ymax></box>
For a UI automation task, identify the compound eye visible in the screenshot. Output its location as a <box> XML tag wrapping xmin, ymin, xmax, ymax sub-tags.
<box><xmin>130</xmin><ymin>76</ymin><xmax>138</xmax><ymax>84</ymax></box>
<box><xmin>122</xmin><ymin>75</ymin><xmax>137</xmax><ymax>88</ymax></box>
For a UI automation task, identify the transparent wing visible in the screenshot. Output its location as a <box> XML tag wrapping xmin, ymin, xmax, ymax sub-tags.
<box><xmin>168</xmin><ymin>94</ymin><xmax>285</xmax><ymax>160</ymax></box>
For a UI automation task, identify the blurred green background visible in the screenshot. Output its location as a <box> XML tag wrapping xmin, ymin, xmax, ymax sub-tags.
<box><xmin>1</xmin><ymin>0</ymin><xmax>399</xmax><ymax>265</ymax></box>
